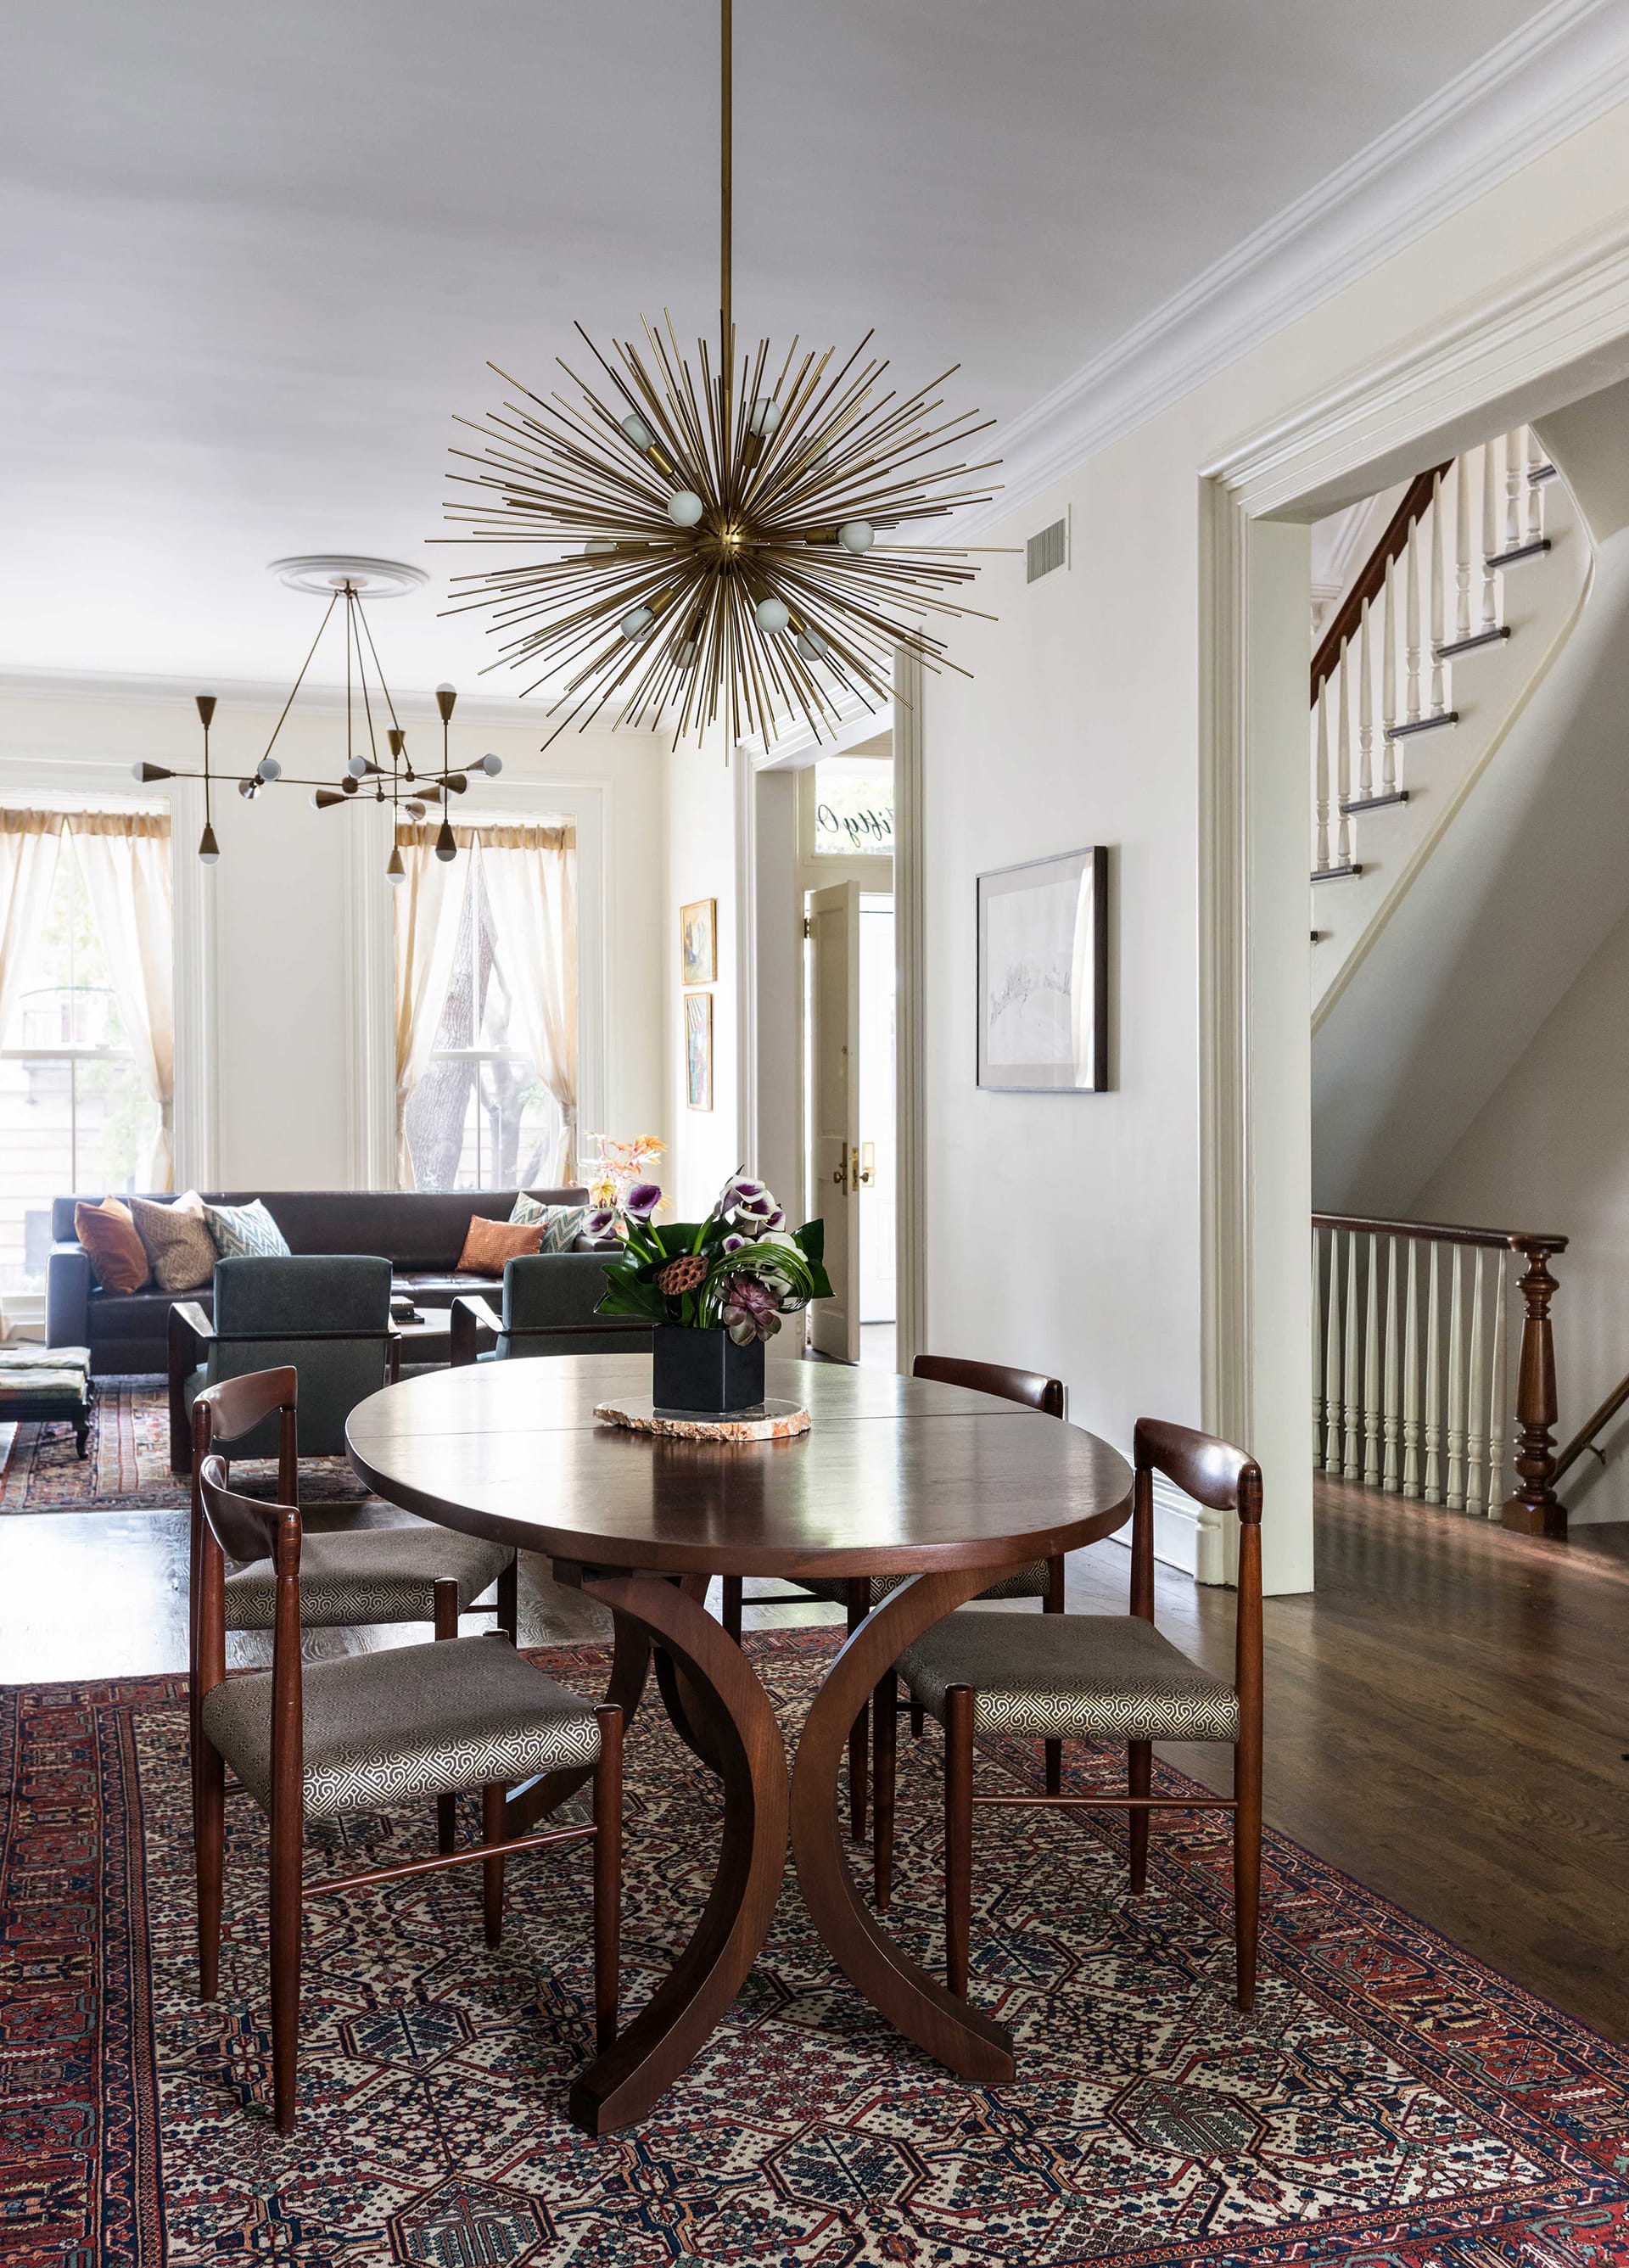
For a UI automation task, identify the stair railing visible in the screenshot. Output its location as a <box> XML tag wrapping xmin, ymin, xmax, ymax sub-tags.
<box><xmin>1310</xmin><ymin>428</ymin><xmax>1555</xmax><ymax>883</ymax></box>
<box><xmin>1312</xmin><ymin>1212</ymin><xmax>1569</xmax><ymax>1537</ymax></box>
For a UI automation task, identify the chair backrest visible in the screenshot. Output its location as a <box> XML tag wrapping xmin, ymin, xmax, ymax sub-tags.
<box><xmin>210</xmin><ymin>1255</ymin><xmax>392</xmax><ymax>1453</ymax></box>
<box><xmin>912</xmin><ymin>1353</ymin><xmax>1065</xmax><ymax>1420</ymax></box>
<box><xmin>499</xmin><ymin>1252</ymin><xmax>655</xmax><ymax>1356</ymax></box>
<box><xmin>1132</xmin><ymin>1416</ymin><xmax>1262</xmax><ymax>1708</ymax></box>
<box><xmin>193</xmin><ymin>1453</ymin><xmax>305</xmax><ymax>1794</ymax></box>
<box><xmin>193</xmin><ymin>1364</ymin><xmax>299</xmax><ymax>1506</ymax></box>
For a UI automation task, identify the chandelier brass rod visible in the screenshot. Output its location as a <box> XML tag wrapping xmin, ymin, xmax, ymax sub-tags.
<box><xmin>260</xmin><ymin>588</ymin><xmax>340</xmax><ymax>770</ymax></box>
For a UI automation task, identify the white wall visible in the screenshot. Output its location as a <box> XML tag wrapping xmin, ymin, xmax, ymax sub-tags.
<box><xmin>753</xmin><ymin>769</ymin><xmax>802</xmax><ymax>1218</ymax></box>
<box><xmin>663</xmin><ymin>731</ymin><xmax>737</xmax><ymax>1219</ymax></box>
<box><xmin>1413</xmin><ymin>900</ymin><xmax>1629</xmax><ymax>1526</ymax></box>
<box><xmin>918</xmin><ymin>99</ymin><xmax>1629</xmax><ymax>1590</ymax></box>
<box><xmin>0</xmin><ymin>681</ymin><xmax>666</xmax><ymax>1188</ymax></box>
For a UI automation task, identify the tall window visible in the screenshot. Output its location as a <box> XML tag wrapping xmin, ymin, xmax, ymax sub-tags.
<box><xmin>0</xmin><ymin>806</ymin><xmax>172</xmax><ymax>1293</ymax></box>
<box><xmin>395</xmin><ymin>819</ymin><xmax>577</xmax><ymax>1193</ymax></box>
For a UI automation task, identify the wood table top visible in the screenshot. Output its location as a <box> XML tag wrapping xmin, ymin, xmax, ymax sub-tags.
<box><xmin>347</xmin><ymin>1354</ymin><xmax>1134</xmax><ymax>1578</ymax></box>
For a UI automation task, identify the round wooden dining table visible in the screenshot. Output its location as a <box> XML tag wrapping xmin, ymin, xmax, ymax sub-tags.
<box><xmin>347</xmin><ymin>1352</ymin><xmax>1134</xmax><ymax>2134</ymax></box>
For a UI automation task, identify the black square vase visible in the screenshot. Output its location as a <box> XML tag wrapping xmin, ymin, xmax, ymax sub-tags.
<box><xmin>652</xmin><ymin>1325</ymin><xmax>766</xmax><ymax>1414</ymax></box>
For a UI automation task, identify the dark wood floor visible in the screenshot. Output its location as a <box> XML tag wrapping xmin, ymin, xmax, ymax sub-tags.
<box><xmin>3</xmin><ymin>1475</ymin><xmax>1626</xmax><ymax>2041</ymax></box>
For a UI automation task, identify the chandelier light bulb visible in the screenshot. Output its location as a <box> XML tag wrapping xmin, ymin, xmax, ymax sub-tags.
<box><xmin>838</xmin><ymin>519</ymin><xmax>875</xmax><ymax>555</ymax></box>
<box><xmin>385</xmin><ymin>843</ymin><xmax>406</xmax><ymax>886</ymax></box>
<box><xmin>794</xmin><ymin>628</ymin><xmax>829</xmax><ymax>664</ymax></box>
<box><xmin>584</xmin><ymin>538</ymin><xmax>617</xmax><ymax>557</ymax></box>
<box><xmin>346</xmin><ymin>754</ymin><xmax>368</xmax><ymax>779</ymax></box>
<box><xmin>755</xmin><ymin>596</ymin><xmax>790</xmax><ymax>634</ymax></box>
<box><xmin>619</xmin><ymin>412</ymin><xmax>656</xmax><ymax>451</ymax></box>
<box><xmin>619</xmin><ymin>605</ymin><xmax>654</xmax><ymax>642</ymax></box>
<box><xmin>478</xmin><ymin>752</ymin><xmax>503</xmax><ymax>776</ymax></box>
<box><xmin>667</xmin><ymin>489</ymin><xmax>705</xmax><ymax>529</ymax></box>
<box><xmin>748</xmin><ymin>396</ymin><xmax>781</xmax><ymax>439</ymax></box>
<box><xmin>197</xmin><ymin>823</ymin><xmax>221</xmax><ymax>865</ymax></box>
<box><xmin>434</xmin><ymin>818</ymin><xmax>457</xmax><ymax>863</ymax></box>
<box><xmin>256</xmin><ymin>756</ymin><xmax>282</xmax><ymax>782</ymax></box>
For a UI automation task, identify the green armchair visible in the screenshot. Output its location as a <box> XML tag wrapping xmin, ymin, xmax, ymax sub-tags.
<box><xmin>450</xmin><ymin>1252</ymin><xmax>652</xmax><ymax>1367</ymax></box>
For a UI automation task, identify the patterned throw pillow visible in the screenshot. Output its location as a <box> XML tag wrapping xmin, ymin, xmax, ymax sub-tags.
<box><xmin>509</xmin><ymin>1196</ymin><xmax>589</xmax><ymax>1253</ymax></box>
<box><xmin>204</xmin><ymin>1199</ymin><xmax>292</xmax><ymax>1261</ymax></box>
<box><xmin>74</xmin><ymin>1197</ymin><xmax>150</xmax><ymax>1294</ymax></box>
<box><xmin>129</xmin><ymin>1191</ymin><xmax>217</xmax><ymax>1292</ymax></box>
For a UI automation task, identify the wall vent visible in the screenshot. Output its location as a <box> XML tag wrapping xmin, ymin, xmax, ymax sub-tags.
<box><xmin>1026</xmin><ymin>517</ymin><xmax>1066</xmax><ymax>583</ymax></box>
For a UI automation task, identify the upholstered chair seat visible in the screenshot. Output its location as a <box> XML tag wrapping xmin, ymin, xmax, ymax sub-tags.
<box><xmin>201</xmin><ymin>1635</ymin><xmax>607</xmax><ymax>1820</ymax></box>
<box><xmin>223</xmin><ymin>1525</ymin><xmax>513</xmax><ymax>1632</ymax></box>
<box><xmin>898</xmin><ymin>1611</ymin><xmax>1241</xmax><ymax>1744</ymax></box>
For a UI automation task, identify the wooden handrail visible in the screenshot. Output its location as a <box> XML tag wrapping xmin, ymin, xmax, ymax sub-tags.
<box><xmin>1313</xmin><ymin>1212</ymin><xmax>1567</xmax><ymax>1257</ymax></box>
<box><xmin>1553</xmin><ymin>1369</ymin><xmax>1629</xmax><ymax>1487</ymax></box>
<box><xmin>1309</xmin><ymin>462</ymin><xmax>1453</xmax><ymax>705</ymax></box>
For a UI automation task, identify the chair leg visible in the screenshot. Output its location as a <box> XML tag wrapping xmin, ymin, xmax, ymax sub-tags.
<box><xmin>195</xmin><ymin>1735</ymin><xmax>225</xmax><ymax>2002</ymax></box>
<box><xmin>593</xmin><ymin>1705</ymin><xmax>623</xmax><ymax>2052</ymax></box>
<box><xmin>1128</xmin><ymin>1739</ymin><xmax>1152</xmax><ymax>1893</ymax></box>
<box><xmin>434</xmin><ymin>1581</ymin><xmax>459</xmax><ymax>1853</ymax></box>
<box><xmin>1044</xmin><ymin>1555</ymin><xmax>1064</xmax><ymax>1795</ymax></box>
<box><xmin>846</xmin><ymin>1584</ymin><xmax>868</xmax><ymax>1840</ymax></box>
<box><xmin>720</xmin><ymin>1575</ymin><xmax>743</xmax><ymax>1644</ymax></box>
<box><xmin>482</xmin><ymin>1784</ymin><xmax>507</xmax><ymax>1949</ymax></box>
<box><xmin>910</xmin><ymin>1700</ymin><xmax>925</xmax><ymax>1739</ymax></box>
<box><xmin>268</xmin><ymin>1789</ymin><xmax>302</xmax><ymax>2135</ymax></box>
<box><xmin>872</xmin><ymin>1671</ymin><xmax>897</xmax><ymax>1913</ymax></box>
<box><xmin>1234</xmin><ymin>1738</ymin><xmax>1262</xmax><ymax>2013</ymax></box>
<box><xmin>496</xmin><ymin>1556</ymin><xmax>518</xmax><ymax>1644</ymax></box>
<box><xmin>944</xmin><ymin>1684</ymin><xmax>974</xmax><ymax>1998</ymax></box>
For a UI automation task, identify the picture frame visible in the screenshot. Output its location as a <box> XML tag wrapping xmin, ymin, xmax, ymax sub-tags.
<box><xmin>977</xmin><ymin>847</ymin><xmax>1108</xmax><ymax>1091</ymax></box>
<box><xmin>685</xmin><ymin>989</ymin><xmax>714</xmax><ymax>1111</ymax></box>
<box><xmin>680</xmin><ymin>897</ymin><xmax>717</xmax><ymax>985</ymax></box>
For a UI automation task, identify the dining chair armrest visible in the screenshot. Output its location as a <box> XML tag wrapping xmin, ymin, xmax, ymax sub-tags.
<box><xmin>451</xmin><ymin>1294</ymin><xmax>504</xmax><ymax>1368</ymax></box>
<box><xmin>168</xmin><ymin>1301</ymin><xmax>216</xmax><ymax>1475</ymax></box>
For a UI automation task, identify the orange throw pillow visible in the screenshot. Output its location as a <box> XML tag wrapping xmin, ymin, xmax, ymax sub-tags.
<box><xmin>75</xmin><ymin>1196</ymin><xmax>152</xmax><ymax>1295</ymax></box>
<box><xmin>456</xmin><ymin>1214</ymin><xmax>545</xmax><ymax>1278</ymax></box>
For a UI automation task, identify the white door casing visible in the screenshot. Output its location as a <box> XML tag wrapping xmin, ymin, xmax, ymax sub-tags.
<box><xmin>808</xmin><ymin>879</ymin><xmax>861</xmax><ymax>1362</ymax></box>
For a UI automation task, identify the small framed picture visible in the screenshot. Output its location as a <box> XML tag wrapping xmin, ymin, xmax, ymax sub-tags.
<box><xmin>977</xmin><ymin>847</ymin><xmax>1108</xmax><ymax>1091</ymax></box>
<box><xmin>685</xmin><ymin>990</ymin><xmax>714</xmax><ymax>1111</ymax></box>
<box><xmin>681</xmin><ymin>897</ymin><xmax>717</xmax><ymax>985</ymax></box>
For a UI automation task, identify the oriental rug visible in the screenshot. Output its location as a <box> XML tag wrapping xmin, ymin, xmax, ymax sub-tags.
<box><xmin>3</xmin><ymin>1628</ymin><xmax>1626</xmax><ymax>2265</ymax></box>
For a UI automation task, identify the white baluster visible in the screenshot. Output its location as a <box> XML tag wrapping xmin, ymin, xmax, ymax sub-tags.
<box><xmin>1402</xmin><ymin>1238</ymin><xmax>1421</xmax><ymax>1498</ymax></box>
<box><xmin>1324</xmin><ymin>1229</ymin><xmax>1344</xmax><ymax>1473</ymax></box>
<box><xmin>1382</xmin><ymin>1235</ymin><xmax>1402</xmax><ymax>1491</ymax></box>
<box><xmin>1428</xmin><ymin>473</ymin><xmax>1447</xmax><ymax>714</ymax></box>
<box><xmin>1445</xmin><ymin>1246</ymin><xmax>1466</xmax><ymax>1510</ymax></box>
<box><xmin>1355</xmin><ymin>600</ymin><xmax>1374</xmax><ymax>804</ymax></box>
<box><xmin>1335</xmin><ymin>664</ymin><xmax>1353</xmax><ymax>866</ymax></box>
<box><xmin>1363</xmin><ymin>1231</ymin><xmax>1382</xmax><ymax>1486</ymax></box>
<box><xmin>1525</xmin><ymin>426</ymin><xmax>1547</xmax><ymax>546</ymax></box>
<box><xmin>1453</xmin><ymin>451</ymin><xmax>1473</xmax><ymax>643</ymax></box>
<box><xmin>1313</xmin><ymin>1228</ymin><xmax>1326</xmax><ymax>1464</ymax></box>
<box><xmin>1403</xmin><ymin>519</ymin><xmax>1422</xmax><ymax>724</ymax></box>
<box><xmin>1342</xmin><ymin>1229</ymin><xmax>1363</xmax><ymax>1479</ymax></box>
<box><xmin>1481</xmin><ymin>439</ymin><xmax>1501</xmax><ymax>628</ymax></box>
<box><xmin>1503</xmin><ymin>426</ymin><xmax>1524</xmax><ymax>552</ymax></box>
<box><xmin>1487</xmin><ymin>1249</ymin><xmax>1509</xmax><ymax>1515</ymax></box>
<box><xmin>1313</xmin><ymin>678</ymin><xmax>1331</xmax><ymax>874</ymax></box>
<box><xmin>1380</xmin><ymin>554</ymin><xmax>1398</xmax><ymax>797</ymax></box>
<box><xmin>1465</xmin><ymin>1246</ymin><xmax>1487</xmax><ymax>1513</ymax></box>
<box><xmin>1423</xmin><ymin>1240</ymin><xmax>1442</xmax><ymax>1504</ymax></box>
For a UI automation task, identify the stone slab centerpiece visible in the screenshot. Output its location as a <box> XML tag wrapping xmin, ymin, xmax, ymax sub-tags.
<box><xmin>587</xmin><ymin>1166</ymin><xmax>831</xmax><ymax>1419</ymax></box>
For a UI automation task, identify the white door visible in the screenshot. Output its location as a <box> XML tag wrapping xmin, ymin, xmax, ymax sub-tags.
<box><xmin>808</xmin><ymin>880</ymin><xmax>860</xmax><ymax>1362</ymax></box>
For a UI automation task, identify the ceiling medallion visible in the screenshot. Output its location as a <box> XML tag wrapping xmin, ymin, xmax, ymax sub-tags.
<box><xmin>440</xmin><ymin>0</ymin><xmax>1001</xmax><ymax>753</ymax></box>
<box><xmin>136</xmin><ymin>561</ymin><xmax>501</xmax><ymax>876</ymax></box>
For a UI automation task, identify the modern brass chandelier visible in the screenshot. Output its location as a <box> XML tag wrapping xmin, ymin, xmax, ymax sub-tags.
<box><xmin>440</xmin><ymin>0</ymin><xmax>1000</xmax><ymax>751</ymax></box>
<box><xmin>134</xmin><ymin>560</ymin><xmax>503</xmax><ymax>876</ymax></box>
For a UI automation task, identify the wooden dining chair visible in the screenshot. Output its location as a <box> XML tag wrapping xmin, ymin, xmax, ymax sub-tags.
<box><xmin>718</xmin><ymin>1354</ymin><xmax>1068</xmax><ymax>1841</ymax></box>
<box><xmin>192</xmin><ymin>1448</ymin><xmax>622</xmax><ymax>2133</ymax></box>
<box><xmin>190</xmin><ymin>1369</ymin><xmax>519</xmax><ymax>1855</ymax></box>
<box><xmin>876</xmin><ymin>1416</ymin><xmax>1263</xmax><ymax>2012</ymax></box>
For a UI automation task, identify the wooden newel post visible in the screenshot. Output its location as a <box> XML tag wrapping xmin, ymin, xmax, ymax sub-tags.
<box><xmin>1500</xmin><ymin>1233</ymin><xmax>1569</xmax><ymax>1537</ymax></box>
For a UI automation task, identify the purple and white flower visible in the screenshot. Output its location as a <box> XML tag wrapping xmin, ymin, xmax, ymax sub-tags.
<box><xmin>585</xmin><ymin>1207</ymin><xmax>620</xmax><ymax>1240</ymax></box>
<box><xmin>624</xmin><ymin>1181</ymin><xmax>663</xmax><ymax>1220</ymax></box>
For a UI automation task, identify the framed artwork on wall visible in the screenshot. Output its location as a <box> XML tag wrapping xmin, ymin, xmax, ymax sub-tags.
<box><xmin>977</xmin><ymin>846</ymin><xmax>1108</xmax><ymax>1091</ymax></box>
<box><xmin>680</xmin><ymin>897</ymin><xmax>717</xmax><ymax>985</ymax></box>
<box><xmin>685</xmin><ymin>990</ymin><xmax>714</xmax><ymax>1111</ymax></box>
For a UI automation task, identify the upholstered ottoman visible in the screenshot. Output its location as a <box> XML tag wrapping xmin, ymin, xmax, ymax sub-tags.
<box><xmin>0</xmin><ymin>1344</ymin><xmax>94</xmax><ymax>1458</ymax></box>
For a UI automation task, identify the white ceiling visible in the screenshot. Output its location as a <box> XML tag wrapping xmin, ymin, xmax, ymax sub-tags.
<box><xmin>1</xmin><ymin>0</ymin><xmax>1553</xmax><ymax>692</ymax></box>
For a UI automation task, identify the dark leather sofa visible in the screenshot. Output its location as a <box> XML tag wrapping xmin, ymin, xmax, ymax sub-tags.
<box><xmin>46</xmin><ymin>1187</ymin><xmax>589</xmax><ymax>1375</ymax></box>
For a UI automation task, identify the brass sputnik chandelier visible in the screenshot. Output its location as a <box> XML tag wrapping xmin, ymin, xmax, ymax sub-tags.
<box><xmin>441</xmin><ymin>0</ymin><xmax>1000</xmax><ymax>751</ymax></box>
<box><xmin>134</xmin><ymin>563</ymin><xmax>503</xmax><ymax>877</ymax></box>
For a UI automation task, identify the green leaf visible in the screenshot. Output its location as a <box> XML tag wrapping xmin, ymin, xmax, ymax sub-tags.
<box><xmin>795</xmin><ymin>1218</ymin><xmax>826</xmax><ymax>1267</ymax></box>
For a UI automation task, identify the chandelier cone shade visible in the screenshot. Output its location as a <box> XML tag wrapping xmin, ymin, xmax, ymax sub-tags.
<box><xmin>440</xmin><ymin>0</ymin><xmax>1002</xmax><ymax>752</ymax></box>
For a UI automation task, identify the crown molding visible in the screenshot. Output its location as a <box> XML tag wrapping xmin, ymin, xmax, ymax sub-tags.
<box><xmin>0</xmin><ymin>664</ymin><xmax>630</xmax><ymax>735</ymax></box>
<box><xmin>973</xmin><ymin>0</ymin><xmax>1629</xmax><ymax>533</ymax></box>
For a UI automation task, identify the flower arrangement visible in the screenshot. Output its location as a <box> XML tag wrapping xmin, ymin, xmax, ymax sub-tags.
<box><xmin>593</xmin><ymin>1170</ymin><xmax>831</xmax><ymax>1343</ymax></box>
<box><xmin>582</xmin><ymin>1132</ymin><xmax>666</xmax><ymax>1214</ymax></box>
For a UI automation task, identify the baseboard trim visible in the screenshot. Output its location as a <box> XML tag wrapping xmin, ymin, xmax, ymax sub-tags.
<box><xmin>1105</xmin><ymin>1476</ymin><xmax>1232</xmax><ymax>1586</ymax></box>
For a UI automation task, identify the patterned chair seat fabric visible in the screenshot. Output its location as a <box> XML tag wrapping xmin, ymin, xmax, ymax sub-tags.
<box><xmin>796</xmin><ymin>1558</ymin><xmax>1053</xmax><ymax>1610</ymax></box>
<box><xmin>898</xmin><ymin>1612</ymin><xmax>1240</xmax><ymax>1744</ymax></box>
<box><xmin>200</xmin><ymin>1637</ymin><xmax>602</xmax><ymax>1818</ymax></box>
<box><xmin>223</xmin><ymin>1525</ymin><xmax>512</xmax><ymax>1632</ymax></box>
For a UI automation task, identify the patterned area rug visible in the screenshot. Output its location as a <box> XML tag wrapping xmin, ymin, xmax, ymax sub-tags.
<box><xmin>0</xmin><ymin>1375</ymin><xmax>371</xmax><ymax>1512</ymax></box>
<box><xmin>3</xmin><ymin>1627</ymin><xmax>1627</xmax><ymax>2266</ymax></box>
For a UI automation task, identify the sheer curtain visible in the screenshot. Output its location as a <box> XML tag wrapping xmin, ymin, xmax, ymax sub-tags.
<box><xmin>0</xmin><ymin>810</ymin><xmax>65</xmax><ymax>1041</ymax></box>
<box><xmin>478</xmin><ymin>822</ymin><xmax>579</xmax><ymax>1184</ymax></box>
<box><xmin>70</xmin><ymin>810</ymin><xmax>176</xmax><ymax>1188</ymax></box>
<box><xmin>393</xmin><ymin>823</ymin><xmax>470</xmax><ymax>1187</ymax></box>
